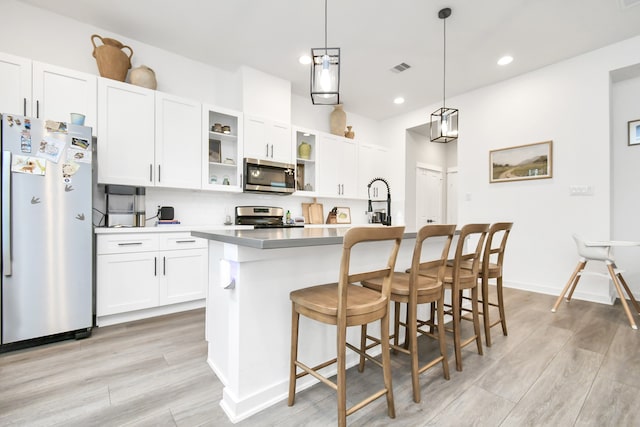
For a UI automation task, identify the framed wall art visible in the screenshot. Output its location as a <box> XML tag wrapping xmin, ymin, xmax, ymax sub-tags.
<box><xmin>335</xmin><ymin>207</ymin><xmax>351</xmax><ymax>224</ymax></box>
<box><xmin>628</xmin><ymin>119</ymin><xmax>640</xmax><ymax>146</ymax></box>
<box><xmin>489</xmin><ymin>140</ymin><xmax>552</xmax><ymax>183</ymax></box>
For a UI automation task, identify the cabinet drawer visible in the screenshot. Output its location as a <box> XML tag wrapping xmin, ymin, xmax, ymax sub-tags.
<box><xmin>160</xmin><ymin>233</ymin><xmax>207</xmax><ymax>250</ymax></box>
<box><xmin>97</xmin><ymin>234</ymin><xmax>160</xmax><ymax>255</ymax></box>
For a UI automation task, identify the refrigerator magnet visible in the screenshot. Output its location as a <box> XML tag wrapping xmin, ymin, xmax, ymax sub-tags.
<box><xmin>45</xmin><ymin>120</ymin><xmax>67</xmax><ymax>133</ymax></box>
<box><xmin>20</xmin><ymin>131</ymin><xmax>32</xmax><ymax>153</ymax></box>
<box><xmin>11</xmin><ymin>155</ymin><xmax>46</xmax><ymax>176</ymax></box>
<box><xmin>67</xmin><ymin>148</ymin><xmax>90</xmax><ymax>164</ymax></box>
<box><xmin>71</xmin><ymin>137</ymin><xmax>89</xmax><ymax>150</ymax></box>
<box><xmin>36</xmin><ymin>136</ymin><xmax>65</xmax><ymax>163</ymax></box>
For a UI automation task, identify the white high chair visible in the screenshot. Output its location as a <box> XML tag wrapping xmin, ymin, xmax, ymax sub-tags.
<box><xmin>551</xmin><ymin>234</ymin><xmax>640</xmax><ymax>329</ymax></box>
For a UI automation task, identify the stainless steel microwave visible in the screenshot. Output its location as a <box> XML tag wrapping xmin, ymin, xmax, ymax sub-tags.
<box><xmin>243</xmin><ymin>158</ymin><xmax>296</xmax><ymax>194</ymax></box>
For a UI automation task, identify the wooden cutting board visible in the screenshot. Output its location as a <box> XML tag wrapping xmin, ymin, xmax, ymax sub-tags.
<box><xmin>302</xmin><ymin>200</ymin><xmax>324</xmax><ymax>224</ymax></box>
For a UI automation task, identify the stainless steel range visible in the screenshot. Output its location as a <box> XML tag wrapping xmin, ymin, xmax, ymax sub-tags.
<box><xmin>235</xmin><ymin>206</ymin><xmax>303</xmax><ymax>228</ymax></box>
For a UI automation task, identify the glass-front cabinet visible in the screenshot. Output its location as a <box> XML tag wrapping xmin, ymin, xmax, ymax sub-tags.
<box><xmin>201</xmin><ymin>104</ymin><xmax>243</xmax><ymax>191</ymax></box>
<box><xmin>293</xmin><ymin>127</ymin><xmax>317</xmax><ymax>195</ymax></box>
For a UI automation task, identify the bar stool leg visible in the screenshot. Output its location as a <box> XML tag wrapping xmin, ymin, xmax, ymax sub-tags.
<box><xmin>496</xmin><ymin>276</ymin><xmax>508</xmax><ymax>337</ymax></box>
<box><xmin>380</xmin><ymin>312</ymin><xmax>396</xmax><ymax>418</ymax></box>
<box><xmin>288</xmin><ymin>307</ymin><xmax>300</xmax><ymax>406</ymax></box>
<box><xmin>471</xmin><ymin>285</ymin><xmax>483</xmax><ymax>355</ymax></box>
<box><xmin>481</xmin><ymin>275</ymin><xmax>492</xmax><ymax>346</ymax></box>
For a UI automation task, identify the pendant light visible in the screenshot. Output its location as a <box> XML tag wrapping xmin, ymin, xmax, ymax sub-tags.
<box><xmin>310</xmin><ymin>0</ymin><xmax>340</xmax><ymax>105</ymax></box>
<box><xmin>430</xmin><ymin>7</ymin><xmax>459</xmax><ymax>143</ymax></box>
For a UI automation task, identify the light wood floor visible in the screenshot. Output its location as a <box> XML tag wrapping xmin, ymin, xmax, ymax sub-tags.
<box><xmin>2</xmin><ymin>287</ymin><xmax>640</xmax><ymax>426</ymax></box>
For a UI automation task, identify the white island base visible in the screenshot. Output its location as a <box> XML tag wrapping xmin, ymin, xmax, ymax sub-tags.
<box><xmin>194</xmin><ymin>227</ymin><xmax>448</xmax><ymax>423</ymax></box>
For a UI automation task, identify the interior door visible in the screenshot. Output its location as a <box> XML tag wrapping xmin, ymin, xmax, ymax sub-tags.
<box><xmin>416</xmin><ymin>166</ymin><xmax>443</xmax><ymax>228</ymax></box>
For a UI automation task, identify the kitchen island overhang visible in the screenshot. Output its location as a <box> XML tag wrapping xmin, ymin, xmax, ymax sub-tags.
<box><xmin>192</xmin><ymin>226</ymin><xmax>447</xmax><ymax>423</ymax></box>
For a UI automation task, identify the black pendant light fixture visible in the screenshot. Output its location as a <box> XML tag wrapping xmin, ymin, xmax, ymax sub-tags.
<box><xmin>430</xmin><ymin>7</ymin><xmax>459</xmax><ymax>143</ymax></box>
<box><xmin>310</xmin><ymin>0</ymin><xmax>340</xmax><ymax>105</ymax></box>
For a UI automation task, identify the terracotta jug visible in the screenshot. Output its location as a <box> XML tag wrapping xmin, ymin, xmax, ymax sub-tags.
<box><xmin>91</xmin><ymin>34</ymin><xmax>133</xmax><ymax>82</ymax></box>
<box><xmin>330</xmin><ymin>104</ymin><xmax>346</xmax><ymax>136</ymax></box>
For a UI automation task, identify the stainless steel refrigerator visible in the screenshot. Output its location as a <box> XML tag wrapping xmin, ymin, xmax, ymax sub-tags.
<box><xmin>1</xmin><ymin>113</ymin><xmax>92</xmax><ymax>349</ymax></box>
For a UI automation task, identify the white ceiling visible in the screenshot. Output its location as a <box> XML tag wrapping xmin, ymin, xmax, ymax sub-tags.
<box><xmin>17</xmin><ymin>0</ymin><xmax>640</xmax><ymax>120</ymax></box>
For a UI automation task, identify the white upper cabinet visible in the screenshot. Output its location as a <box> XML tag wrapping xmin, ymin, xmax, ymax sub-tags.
<box><xmin>97</xmin><ymin>77</ymin><xmax>155</xmax><ymax>186</ymax></box>
<box><xmin>317</xmin><ymin>133</ymin><xmax>357</xmax><ymax>198</ymax></box>
<box><xmin>358</xmin><ymin>143</ymin><xmax>390</xmax><ymax>200</ymax></box>
<box><xmin>0</xmin><ymin>53</ymin><xmax>97</xmax><ymax>134</ymax></box>
<box><xmin>244</xmin><ymin>115</ymin><xmax>292</xmax><ymax>164</ymax></box>
<box><xmin>155</xmin><ymin>92</ymin><xmax>202</xmax><ymax>189</ymax></box>
<box><xmin>32</xmin><ymin>62</ymin><xmax>97</xmax><ymax>133</ymax></box>
<box><xmin>0</xmin><ymin>52</ymin><xmax>31</xmax><ymax>116</ymax></box>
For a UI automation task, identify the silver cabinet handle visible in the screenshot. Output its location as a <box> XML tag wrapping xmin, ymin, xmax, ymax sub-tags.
<box><xmin>149</xmin><ymin>164</ymin><xmax>153</xmax><ymax>182</ymax></box>
<box><xmin>163</xmin><ymin>256</ymin><xmax>166</xmax><ymax>275</ymax></box>
<box><xmin>176</xmin><ymin>239</ymin><xmax>196</xmax><ymax>243</ymax></box>
<box><xmin>265</xmin><ymin>144</ymin><xmax>269</xmax><ymax>157</ymax></box>
<box><xmin>23</xmin><ymin>98</ymin><xmax>26</xmax><ymax>116</ymax></box>
<box><xmin>154</xmin><ymin>256</ymin><xmax>157</xmax><ymax>276</ymax></box>
<box><xmin>36</xmin><ymin>100</ymin><xmax>40</xmax><ymax>118</ymax></box>
<box><xmin>117</xmin><ymin>242</ymin><xmax>143</xmax><ymax>246</ymax></box>
<box><xmin>2</xmin><ymin>151</ymin><xmax>12</xmax><ymax>276</ymax></box>
<box><xmin>158</xmin><ymin>164</ymin><xmax>161</xmax><ymax>182</ymax></box>
<box><xmin>270</xmin><ymin>144</ymin><xmax>274</xmax><ymax>158</ymax></box>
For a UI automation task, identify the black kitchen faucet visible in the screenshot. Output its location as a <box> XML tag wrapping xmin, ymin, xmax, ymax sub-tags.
<box><xmin>367</xmin><ymin>177</ymin><xmax>392</xmax><ymax>226</ymax></box>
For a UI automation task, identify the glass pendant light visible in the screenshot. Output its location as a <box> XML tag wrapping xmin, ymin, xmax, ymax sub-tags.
<box><xmin>311</xmin><ymin>0</ymin><xmax>340</xmax><ymax>105</ymax></box>
<box><xmin>430</xmin><ymin>7</ymin><xmax>459</xmax><ymax>143</ymax></box>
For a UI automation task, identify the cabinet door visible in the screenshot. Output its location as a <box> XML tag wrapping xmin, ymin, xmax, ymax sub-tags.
<box><xmin>32</xmin><ymin>62</ymin><xmax>97</xmax><ymax>133</ymax></box>
<box><xmin>244</xmin><ymin>115</ymin><xmax>292</xmax><ymax>163</ymax></box>
<box><xmin>244</xmin><ymin>115</ymin><xmax>270</xmax><ymax>160</ymax></box>
<box><xmin>159</xmin><ymin>248</ymin><xmax>207</xmax><ymax>305</ymax></box>
<box><xmin>358</xmin><ymin>144</ymin><xmax>389</xmax><ymax>199</ymax></box>
<box><xmin>318</xmin><ymin>134</ymin><xmax>357</xmax><ymax>197</ymax></box>
<box><xmin>96</xmin><ymin>252</ymin><xmax>159</xmax><ymax>316</ymax></box>
<box><xmin>155</xmin><ymin>92</ymin><xmax>202</xmax><ymax>189</ymax></box>
<box><xmin>270</xmin><ymin>121</ymin><xmax>292</xmax><ymax>163</ymax></box>
<box><xmin>97</xmin><ymin>78</ymin><xmax>155</xmax><ymax>185</ymax></box>
<box><xmin>0</xmin><ymin>52</ymin><xmax>31</xmax><ymax>116</ymax></box>
<box><xmin>317</xmin><ymin>134</ymin><xmax>342</xmax><ymax>196</ymax></box>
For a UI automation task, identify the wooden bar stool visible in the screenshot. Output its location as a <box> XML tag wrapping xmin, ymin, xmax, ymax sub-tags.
<box><xmin>551</xmin><ymin>234</ymin><xmax>640</xmax><ymax>329</ymax></box>
<box><xmin>358</xmin><ymin>224</ymin><xmax>455</xmax><ymax>403</ymax></box>
<box><xmin>418</xmin><ymin>223</ymin><xmax>489</xmax><ymax>371</ymax></box>
<box><xmin>288</xmin><ymin>226</ymin><xmax>405</xmax><ymax>427</ymax></box>
<box><xmin>460</xmin><ymin>222</ymin><xmax>513</xmax><ymax>346</ymax></box>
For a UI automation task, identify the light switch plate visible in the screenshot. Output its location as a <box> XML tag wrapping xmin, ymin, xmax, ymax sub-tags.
<box><xmin>569</xmin><ymin>185</ymin><xmax>594</xmax><ymax>196</ymax></box>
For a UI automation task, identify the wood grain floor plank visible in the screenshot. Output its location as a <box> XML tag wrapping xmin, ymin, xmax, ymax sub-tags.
<box><xmin>574</xmin><ymin>375</ymin><xmax>640</xmax><ymax>426</ymax></box>
<box><xmin>501</xmin><ymin>346</ymin><xmax>603</xmax><ymax>426</ymax></box>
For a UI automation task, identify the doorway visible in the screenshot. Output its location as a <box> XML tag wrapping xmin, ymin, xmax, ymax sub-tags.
<box><xmin>416</xmin><ymin>164</ymin><xmax>444</xmax><ymax>228</ymax></box>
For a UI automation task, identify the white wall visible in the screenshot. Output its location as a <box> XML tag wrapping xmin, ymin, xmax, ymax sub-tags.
<box><xmin>381</xmin><ymin>35</ymin><xmax>640</xmax><ymax>303</ymax></box>
<box><xmin>612</xmin><ymin>72</ymin><xmax>640</xmax><ymax>297</ymax></box>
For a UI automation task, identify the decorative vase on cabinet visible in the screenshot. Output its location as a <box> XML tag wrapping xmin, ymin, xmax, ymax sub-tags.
<box><xmin>129</xmin><ymin>65</ymin><xmax>157</xmax><ymax>90</ymax></box>
<box><xmin>91</xmin><ymin>34</ymin><xmax>133</xmax><ymax>82</ymax></box>
<box><xmin>345</xmin><ymin>125</ymin><xmax>355</xmax><ymax>139</ymax></box>
<box><xmin>330</xmin><ymin>104</ymin><xmax>346</xmax><ymax>136</ymax></box>
<box><xmin>298</xmin><ymin>141</ymin><xmax>311</xmax><ymax>159</ymax></box>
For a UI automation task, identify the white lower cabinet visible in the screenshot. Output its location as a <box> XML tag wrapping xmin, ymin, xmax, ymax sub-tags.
<box><xmin>96</xmin><ymin>232</ymin><xmax>207</xmax><ymax>326</ymax></box>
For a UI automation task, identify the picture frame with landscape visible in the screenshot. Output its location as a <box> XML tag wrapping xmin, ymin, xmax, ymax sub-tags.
<box><xmin>489</xmin><ymin>140</ymin><xmax>552</xmax><ymax>183</ymax></box>
<box><xmin>628</xmin><ymin>119</ymin><xmax>640</xmax><ymax>146</ymax></box>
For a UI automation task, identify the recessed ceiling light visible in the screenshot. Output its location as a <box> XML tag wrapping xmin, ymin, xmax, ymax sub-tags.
<box><xmin>299</xmin><ymin>55</ymin><xmax>312</xmax><ymax>65</ymax></box>
<box><xmin>497</xmin><ymin>55</ymin><xmax>513</xmax><ymax>66</ymax></box>
<box><xmin>393</xmin><ymin>97</ymin><xmax>405</xmax><ymax>105</ymax></box>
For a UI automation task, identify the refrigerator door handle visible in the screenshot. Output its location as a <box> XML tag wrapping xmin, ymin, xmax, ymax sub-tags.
<box><xmin>2</xmin><ymin>151</ymin><xmax>12</xmax><ymax>276</ymax></box>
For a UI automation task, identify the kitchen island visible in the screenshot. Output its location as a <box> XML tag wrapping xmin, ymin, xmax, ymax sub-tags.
<box><xmin>192</xmin><ymin>226</ymin><xmax>438</xmax><ymax>423</ymax></box>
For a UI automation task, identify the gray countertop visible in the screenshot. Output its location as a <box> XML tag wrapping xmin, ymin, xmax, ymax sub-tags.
<box><xmin>191</xmin><ymin>226</ymin><xmax>417</xmax><ymax>249</ymax></box>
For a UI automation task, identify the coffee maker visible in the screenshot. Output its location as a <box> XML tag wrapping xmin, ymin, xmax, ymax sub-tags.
<box><xmin>105</xmin><ymin>185</ymin><xmax>146</xmax><ymax>227</ymax></box>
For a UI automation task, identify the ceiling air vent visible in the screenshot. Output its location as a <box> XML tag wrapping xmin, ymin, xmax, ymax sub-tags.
<box><xmin>391</xmin><ymin>62</ymin><xmax>411</xmax><ymax>73</ymax></box>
